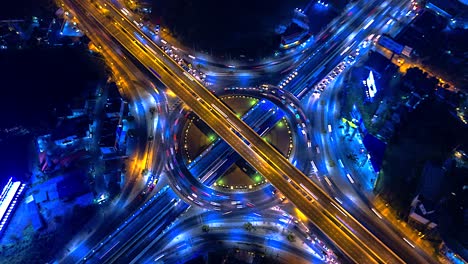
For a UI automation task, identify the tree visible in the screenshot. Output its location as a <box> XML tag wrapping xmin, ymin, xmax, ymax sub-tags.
<box><xmin>244</xmin><ymin>222</ymin><xmax>255</xmax><ymax>232</ymax></box>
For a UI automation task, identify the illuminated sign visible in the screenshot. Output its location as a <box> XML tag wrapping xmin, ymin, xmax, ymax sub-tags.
<box><xmin>363</xmin><ymin>71</ymin><xmax>378</xmax><ymax>100</ymax></box>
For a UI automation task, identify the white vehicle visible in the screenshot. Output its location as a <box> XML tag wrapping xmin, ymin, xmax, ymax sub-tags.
<box><xmin>346</xmin><ymin>173</ymin><xmax>355</xmax><ymax>184</ymax></box>
<box><xmin>338</xmin><ymin>159</ymin><xmax>344</xmax><ymax>168</ymax></box>
<box><xmin>334</xmin><ymin>197</ymin><xmax>343</xmax><ymax>204</ymax></box>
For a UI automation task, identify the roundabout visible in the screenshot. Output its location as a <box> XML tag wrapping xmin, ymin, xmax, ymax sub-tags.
<box><xmin>165</xmin><ymin>85</ymin><xmax>315</xmax><ymax>211</ymax></box>
<box><xmin>183</xmin><ymin>95</ymin><xmax>293</xmax><ymax>190</ymax></box>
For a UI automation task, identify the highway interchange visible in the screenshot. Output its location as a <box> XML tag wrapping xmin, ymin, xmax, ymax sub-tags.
<box><xmin>55</xmin><ymin>0</ymin><xmax>440</xmax><ymax>263</ymax></box>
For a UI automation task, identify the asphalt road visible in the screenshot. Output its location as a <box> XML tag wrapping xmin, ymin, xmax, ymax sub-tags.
<box><xmin>61</xmin><ymin>0</ymin><xmax>429</xmax><ymax>263</ymax></box>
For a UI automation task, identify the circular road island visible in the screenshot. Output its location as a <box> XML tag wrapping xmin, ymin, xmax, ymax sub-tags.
<box><xmin>182</xmin><ymin>95</ymin><xmax>294</xmax><ymax>190</ymax></box>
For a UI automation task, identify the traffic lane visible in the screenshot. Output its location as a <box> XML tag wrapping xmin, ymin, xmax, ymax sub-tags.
<box><xmin>112</xmin><ymin>14</ymin><xmax>392</xmax><ymax>264</ymax></box>
<box><xmin>122</xmin><ymin>0</ymin><xmax>426</xmax><ymax>262</ymax></box>
<box><xmin>166</xmin><ymin>120</ymin><xmax>280</xmax><ymax>211</ymax></box>
<box><xmin>157</xmin><ymin>232</ymin><xmax>319</xmax><ymax>264</ymax></box>
<box><xmin>319</xmin><ymin>5</ymin><xmax>434</xmax><ymax>263</ymax></box>
<box><xmin>53</xmin><ymin>6</ymin><xmax>168</xmax><ymax>264</ymax></box>
<box><xmin>283</xmin><ymin>0</ymin><xmax>384</xmax><ymax>90</ymax></box>
<box><xmin>180</xmin><ymin>108</ymin><xmax>388</xmax><ymax>263</ymax></box>
<box><xmin>269</xmin><ymin>179</ymin><xmax>379</xmax><ymax>263</ymax></box>
<box><xmin>214</xmin><ymin>121</ymin><xmax>394</xmax><ymax>263</ymax></box>
<box><xmin>111</xmin><ymin>202</ymin><xmax>188</xmax><ymax>263</ymax></box>
<box><xmin>281</xmin><ymin>153</ymin><xmax>405</xmax><ymax>263</ymax></box>
<box><xmin>89</xmin><ymin>0</ymin><xmax>330</xmax><ymax>210</ymax></box>
<box><xmin>286</xmin><ymin>0</ymin><xmax>397</xmax><ymax>95</ymax></box>
<box><xmin>253</xmin><ymin>136</ymin><xmax>403</xmax><ymax>264</ymax></box>
<box><xmin>321</xmin><ymin>44</ymin><xmax>438</xmax><ymax>264</ymax></box>
<box><xmin>322</xmin><ymin>130</ymin><xmax>433</xmax><ymax>263</ymax></box>
<box><xmin>84</xmin><ymin>193</ymin><xmax>176</xmax><ymax>263</ymax></box>
<box><xmin>74</xmin><ymin>0</ymin><xmax>314</xmax><ymax>248</ymax></box>
<box><xmin>280</xmin><ymin>0</ymin><xmax>383</xmax><ymax>88</ymax></box>
<box><xmin>140</xmin><ymin>211</ymin><xmax>325</xmax><ymax>263</ymax></box>
<box><xmin>129</xmin><ymin>211</ymin><xmax>279</xmax><ymax>262</ymax></box>
<box><xmin>241</xmin><ymin>13</ymin><xmax>410</xmax><ymax>264</ymax></box>
<box><xmin>68</xmin><ymin>2</ymin><xmax>404</xmax><ymax>263</ymax></box>
<box><xmin>78</xmin><ymin>0</ymin><xmax>170</xmax><ymax>192</ymax></box>
<box><xmin>190</xmin><ymin>95</ymin><xmax>308</xmax><ymax>185</ymax></box>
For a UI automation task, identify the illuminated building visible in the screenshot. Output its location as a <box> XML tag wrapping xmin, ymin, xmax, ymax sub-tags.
<box><xmin>0</xmin><ymin>178</ymin><xmax>26</xmax><ymax>237</ymax></box>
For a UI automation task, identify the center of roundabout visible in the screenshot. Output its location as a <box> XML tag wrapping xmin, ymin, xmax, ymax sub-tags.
<box><xmin>166</xmin><ymin>85</ymin><xmax>315</xmax><ymax>211</ymax></box>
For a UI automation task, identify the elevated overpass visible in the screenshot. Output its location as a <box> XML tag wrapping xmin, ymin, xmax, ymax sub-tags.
<box><xmin>61</xmin><ymin>0</ymin><xmax>426</xmax><ymax>262</ymax></box>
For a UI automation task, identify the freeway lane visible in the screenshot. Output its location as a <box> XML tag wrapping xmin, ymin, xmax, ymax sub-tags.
<box><xmin>135</xmin><ymin>210</ymin><xmax>330</xmax><ymax>263</ymax></box>
<box><xmin>113</xmin><ymin>1</ymin><xmax>432</xmax><ymax>262</ymax></box>
<box><xmin>63</xmin><ymin>0</ymin><xmax>414</xmax><ymax>262</ymax></box>
<box><xmin>181</xmin><ymin>0</ymin><xmax>390</xmax><ymax>186</ymax></box>
<box><xmin>84</xmin><ymin>191</ymin><xmax>179</xmax><ymax>263</ymax></box>
<box><xmin>160</xmin><ymin>0</ymin><xmax>396</xmax><ymax>193</ymax></box>
<box><xmin>67</xmin><ymin>1</ymin><xmax>398</xmax><ymax>262</ymax></box>
<box><xmin>53</xmin><ymin>10</ymin><xmax>170</xmax><ymax>263</ymax></box>
<box><xmin>300</xmin><ymin>2</ymin><xmax>439</xmax><ymax>263</ymax></box>
<box><xmin>312</xmin><ymin>41</ymin><xmax>439</xmax><ymax>264</ymax></box>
